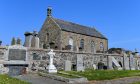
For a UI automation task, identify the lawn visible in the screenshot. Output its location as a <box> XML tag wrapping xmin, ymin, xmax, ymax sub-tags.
<box><xmin>0</xmin><ymin>74</ymin><xmax>30</xmax><ymax>84</ymax></box>
<box><xmin>61</xmin><ymin>70</ymin><xmax>140</xmax><ymax>81</ymax></box>
<box><xmin>132</xmin><ymin>82</ymin><xmax>140</xmax><ymax>84</ymax></box>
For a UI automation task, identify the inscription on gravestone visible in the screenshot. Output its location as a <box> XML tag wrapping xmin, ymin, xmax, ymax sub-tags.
<box><xmin>8</xmin><ymin>49</ymin><xmax>26</xmax><ymax>60</ymax></box>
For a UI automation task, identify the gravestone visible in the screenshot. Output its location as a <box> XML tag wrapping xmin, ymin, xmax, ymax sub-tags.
<box><xmin>9</xmin><ymin>49</ymin><xmax>26</xmax><ymax>60</ymax></box>
<box><xmin>130</xmin><ymin>54</ymin><xmax>135</xmax><ymax>70</ymax></box>
<box><xmin>64</xmin><ymin>60</ymin><xmax>72</xmax><ymax>71</ymax></box>
<box><xmin>123</xmin><ymin>53</ymin><xmax>130</xmax><ymax>70</ymax></box>
<box><xmin>0</xmin><ymin>64</ymin><xmax>9</xmax><ymax>74</ymax></box>
<box><xmin>47</xmin><ymin>49</ymin><xmax>57</xmax><ymax>73</ymax></box>
<box><xmin>107</xmin><ymin>56</ymin><xmax>113</xmax><ymax>69</ymax></box>
<box><xmin>8</xmin><ymin>45</ymin><xmax>27</xmax><ymax>61</ymax></box>
<box><xmin>76</xmin><ymin>54</ymin><xmax>84</xmax><ymax>71</ymax></box>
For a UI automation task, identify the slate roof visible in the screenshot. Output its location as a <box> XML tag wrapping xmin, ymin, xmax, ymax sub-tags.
<box><xmin>53</xmin><ymin>18</ymin><xmax>107</xmax><ymax>39</ymax></box>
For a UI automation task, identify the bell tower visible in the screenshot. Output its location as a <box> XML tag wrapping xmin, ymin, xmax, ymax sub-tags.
<box><xmin>47</xmin><ymin>6</ymin><xmax>52</xmax><ymax>17</ymax></box>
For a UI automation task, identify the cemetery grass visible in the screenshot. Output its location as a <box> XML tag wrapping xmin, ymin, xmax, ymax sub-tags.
<box><xmin>0</xmin><ymin>74</ymin><xmax>30</xmax><ymax>84</ymax></box>
<box><xmin>62</xmin><ymin>69</ymin><xmax>140</xmax><ymax>81</ymax></box>
<box><xmin>132</xmin><ymin>82</ymin><xmax>140</xmax><ymax>84</ymax></box>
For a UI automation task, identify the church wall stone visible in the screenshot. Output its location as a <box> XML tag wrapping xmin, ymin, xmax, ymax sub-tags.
<box><xmin>61</xmin><ymin>30</ymin><xmax>108</xmax><ymax>52</ymax></box>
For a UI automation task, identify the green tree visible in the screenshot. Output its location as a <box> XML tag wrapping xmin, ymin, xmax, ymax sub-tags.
<box><xmin>11</xmin><ymin>37</ymin><xmax>16</xmax><ymax>45</ymax></box>
<box><xmin>17</xmin><ymin>38</ymin><xmax>21</xmax><ymax>45</ymax></box>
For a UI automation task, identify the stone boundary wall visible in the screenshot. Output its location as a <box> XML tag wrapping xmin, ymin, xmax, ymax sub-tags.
<box><xmin>27</xmin><ymin>48</ymin><xmax>125</xmax><ymax>71</ymax></box>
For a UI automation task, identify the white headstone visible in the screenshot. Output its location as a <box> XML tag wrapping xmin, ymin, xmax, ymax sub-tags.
<box><xmin>47</xmin><ymin>49</ymin><xmax>57</xmax><ymax>73</ymax></box>
<box><xmin>64</xmin><ymin>60</ymin><xmax>72</xmax><ymax>71</ymax></box>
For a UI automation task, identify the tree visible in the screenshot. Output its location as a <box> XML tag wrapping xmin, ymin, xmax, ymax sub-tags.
<box><xmin>11</xmin><ymin>37</ymin><xmax>16</xmax><ymax>45</ymax></box>
<box><xmin>17</xmin><ymin>38</ymin><xmax>22</xmax><ymax>45</ymax></box>
<box><xmin>0</xmin><ymin>40</ymin><xmax>2</xmax><ymax>46</ymax></box>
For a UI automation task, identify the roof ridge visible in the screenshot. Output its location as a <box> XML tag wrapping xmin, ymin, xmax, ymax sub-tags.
<box><xmin>52</xmin><ymin>17</ymin><xmax>107</xmax><ymax>39</ymax></box>
<box><xmin>53</xmin><ymin>17</ymin><xmax>96</xmax><ymax>30</ymax></box>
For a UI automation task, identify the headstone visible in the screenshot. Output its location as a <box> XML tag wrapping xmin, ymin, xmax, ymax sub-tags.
<box><xmin>123</xmin><ymin>53</ymin><xmax>130</xmax><ymax>70</ymax></box>
<box><xmin>130</xmin><ymin>54</ymin><xmax>135</xmax><ymax>70</ymax></box>
<box><xmin>8</xmin><ymin>45</ymin><xmax>27</xmax><ymax>61</ymax></box>
<box><xmin>107</xmin><ymin>56</ymin><xmax>113</xmax><ymax>69</ymax></box>
<box><xmin>93</xmin><ymin>64</ymin><xmax>97</xmax><ymax>70</ymax></box>
<box><xmin>64</xmin><ymin>60</ymin><xmax>72</xmax><ymax>71</ymax></box>
<box><xmin>47</xmin><ymin>49</ymin><xmax>57</xmax><ymax>73</ymax></box>
<box><xmin>76</xmin><ymin>54</ymin><xmax>84</xmax><ymax>71</ymax></box>
<box><xmin>0</xmin><ymin>64</ymin><xmax>9</xmax><ymax>74</ymax></box>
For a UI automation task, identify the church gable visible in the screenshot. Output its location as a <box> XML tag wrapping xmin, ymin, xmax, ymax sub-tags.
<box><xmin>38</xmin><ymin>17</ymin><xmax>61</xmax><ymax>49</ymax></box>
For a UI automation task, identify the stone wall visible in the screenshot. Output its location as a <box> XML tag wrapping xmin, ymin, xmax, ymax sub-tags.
<box><xmin>60</xmin><ymin>30</ymin><xmax>108</xmax><ymax>52</ymax></box>
<box><xmin>27</xmin><ymin>49</ymin><xmax>122</xmax><ymax>71</ymax></box>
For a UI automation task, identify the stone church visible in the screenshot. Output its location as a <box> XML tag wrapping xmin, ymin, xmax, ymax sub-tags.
<box><xmin>38</xmin><ymin>7</ymin><xmax>108</xmax><ymax>53</ymax></box>
<box><xmin>0</xmin><ymin>7</ymin><xmax>140</xmax><ymax>76</ymax></box>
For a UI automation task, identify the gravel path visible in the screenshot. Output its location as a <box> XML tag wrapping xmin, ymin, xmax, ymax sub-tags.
<box><xmin>89</xmin><ymin>76</ymin><xmax>140</xmax><ymax>84</ymax></box>
<box><xmin>14</xmin><ymin>74</ymin><xmax>66</xmax><ymax>84</ymax></box>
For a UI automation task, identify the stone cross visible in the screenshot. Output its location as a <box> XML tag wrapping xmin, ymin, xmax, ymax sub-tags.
<box><xmin>47</xmin><ymin>49</ymin><xmax>57</xmax><ymax>73</ymax></box>
<box><xmin>48</xmin><ymin>49</ymin><xmax>55</xmax><ymax>66</ymax></box>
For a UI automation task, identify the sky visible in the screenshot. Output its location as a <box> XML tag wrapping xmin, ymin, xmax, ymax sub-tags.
<box><xmin>0</xmin><ymin>0</ymin><xmax>140</xmax><ymax>52</ymax></box>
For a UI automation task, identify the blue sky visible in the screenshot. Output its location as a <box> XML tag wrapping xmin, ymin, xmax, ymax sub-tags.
<box><xmin>0</xmin><ymin>0</ymin><xmax>140</xmax><ymax>51</ymax></box>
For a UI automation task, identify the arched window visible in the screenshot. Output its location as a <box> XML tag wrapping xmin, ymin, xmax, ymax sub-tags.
<box><xmin>100</xmin><ymin>42</ymin><xmax>104</xmax><ymax>51</ymax></box>
<box><xmin>69</xmin><ymin>37</ymin><xmax>73</xmax><ymax>50</ymax></box>
<box><xmin>91</xmin><ymin>41</ymin><xmax>95</xmax><ymax>53</ymax></box>
<box><xmin>80</xmin><ymin>39</ymin><xmax>84</xmax><ymax>49</ymax></box>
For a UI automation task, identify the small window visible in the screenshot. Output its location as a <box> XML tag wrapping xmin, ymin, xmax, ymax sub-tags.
<box><xmin>80</xmin><ymin>39</ymin><xmax>84</xmax><ymax>49</ymax></box>
<box><xmin>100</xmin><ymin>42</ymin><xmax>104</xmax><ymax>51</ymax></box>
<box><xmin>33</xmin><ymin>53</ymin><xmax>41</xmax><ymax>60</ymax></box>
<box><xmin>68</xmin><ymin>37</ymin><xmax>73</xmax><ymax>50</ymax></box>
<box><xmin>91</xmin><ymin>41</ymin><xmax>95</xmax><ymax>52</ymax></box>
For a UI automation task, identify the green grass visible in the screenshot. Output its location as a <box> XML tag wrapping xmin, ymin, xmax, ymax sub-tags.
<box><xmin>0</xmin><ymin>74</ymin><xmax>30</xmax><ymax>84</ymax></box>
<box><xmin>132</xmin><ymin>82</ymin><xmax>140</xmax><ymax>84</ymax></box>
<box><xmin>57</xmin><ymin>72</ymin><xmax>81</xmax><ymax>78</ymax></box>
<box><xmin>61</xmin><ymin>70</ymin><xmax>140</xmax><ymax>81</ymax></box>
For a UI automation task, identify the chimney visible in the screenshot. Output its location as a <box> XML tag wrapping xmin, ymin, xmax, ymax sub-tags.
<box><xmin>31</xmin><ymin>31</ymin><xmax>40</xmax><ymax>48</ymax></box>
<box><xmin>24</xmin><ymin>32</ymin><xmax>33</xmax><ymax>47</ymax></box>
<box><xmin>47</xmin><ymin>6</ymin><xmax>52</xmax><ymax>17</ymax></box>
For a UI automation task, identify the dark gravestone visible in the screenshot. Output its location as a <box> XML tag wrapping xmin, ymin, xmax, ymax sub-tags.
<box><xmin>8</xmin><ymin>49</ymin><xmax>26</xmax><ymax>60</ymax></box>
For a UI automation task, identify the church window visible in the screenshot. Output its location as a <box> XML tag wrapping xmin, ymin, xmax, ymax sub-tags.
<box><xmin>91</xmin><ymin>41</ymin><xmax>95</xmax><ymax>52</ymax></box>
<box><xmin>68</xmin><ymin>37</ymin><xmax>73</xmax><ymax>50</ymax></box>
<box><xmin>100</xmin><ymin>42</ymin><xmax>104</xmax><ymax>51</ymax></box>
<box><xmin>80</xmin><ymin>39</ymin><xmax>84</xmax><ymax>49</ymax></box>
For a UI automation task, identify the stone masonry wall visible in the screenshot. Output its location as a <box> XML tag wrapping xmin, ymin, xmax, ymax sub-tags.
<box><xmin>61</xmin><ymin>30</ymin><xmax>108</xmax><ymax>52</ymax></box>
<box><xmin>38</xmin><ymin>17</ymin><xmax>61</xmax><ymax>49</ymax></box>
<box><xmin>27</xmin><ymin>49</ymin><xmax>117</xmax><ymax>71</ymax></box>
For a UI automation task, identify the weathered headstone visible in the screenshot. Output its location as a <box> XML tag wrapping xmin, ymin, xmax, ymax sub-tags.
<box><xmin>107</xmin><ymin>56</ymin><xmax>113</xmax><ymax>69</ymax></box>
<box><xmin>0</xmin><ymin>64</ymin><xmax>9</xmax><ymax>74</ymax></box>
<box><xmin>123</xmin><ymin>53</ymin><xmax>130</xmax><ymax>70</ymax></box>
<box><xmin>130</xmin><ymin>54</ymin><xmax>135</xmax><ymax>70</ymax></box>
<box><xmin>7</xmin><ymin>45</ymin><xmax>27</xmax><ymax>61</ymax></box>
<box><xmin>64</xmin><ymin>60</ymin><xmax>72</xmax><ymax>71</ymax></box>
<box><xmin>76</xmin><ymin>54</ymin><xmax>84</xmax><ymax>71</ymax></box>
